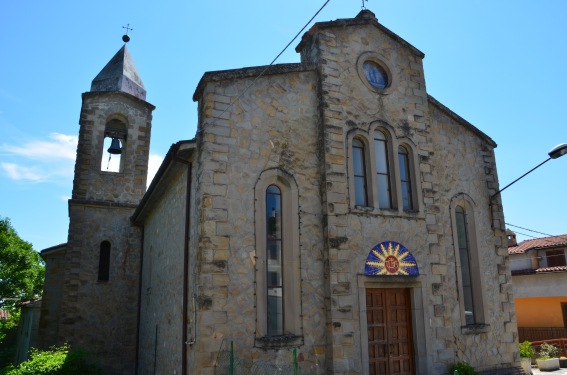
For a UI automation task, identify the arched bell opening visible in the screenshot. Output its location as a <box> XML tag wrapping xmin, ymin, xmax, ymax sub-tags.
<box><xmin>101</xmin><ymin>118</ymin><xmax>127</xmax><ymax>172</ymax></box>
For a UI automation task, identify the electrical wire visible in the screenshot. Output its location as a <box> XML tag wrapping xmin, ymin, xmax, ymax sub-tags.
<box><xmin>212</xmin><ymin>0</ymin><xmax>332</xmax><ymax>122</ymax></box>
<box><xmin>506</xmin><ymin>223</ymin><xmax>567</xmax><ymax>240</ymax></box>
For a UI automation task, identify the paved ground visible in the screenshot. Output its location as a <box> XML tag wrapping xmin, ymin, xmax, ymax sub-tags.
<box><xmin>531</xmin><ymin>367</ymin><xmax>567</xmax><ymax>374</ymax></box>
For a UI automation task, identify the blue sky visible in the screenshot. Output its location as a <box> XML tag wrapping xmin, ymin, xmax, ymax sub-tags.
<box><xmin>1</xmin><ymin>0</ymin><xmax>566</xmax><ymax>251</ymax></box>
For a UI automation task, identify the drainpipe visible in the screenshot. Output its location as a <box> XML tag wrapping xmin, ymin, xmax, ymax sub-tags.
<box><xmin>135</xmin><ymin>226</ymin><xmax>145</xmax><ymax>375</ymax></box>
<box><xmin>174</xmin><ymin>155</ymin><xmax>192</xmax><ymax>375</ymax></box>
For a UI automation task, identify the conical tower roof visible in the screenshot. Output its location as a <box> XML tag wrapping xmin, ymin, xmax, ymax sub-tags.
<box><xmin>90</xmin><ymin>45</ymin><xmax>146</xmax><ymax>100</ymax></box>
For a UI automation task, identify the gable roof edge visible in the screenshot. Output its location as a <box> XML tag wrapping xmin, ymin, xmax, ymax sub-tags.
<box><xmin>132</xmin><ymin>140</ymin><xmax>196</xmax><ymax>223</ymax></box>
<box><xmin>295</xmin><ymin>10</ymin><xmax>425</xmax><ymax>59</ymax></box>
<box><xmin>428</xmin><ymin>95</ymin><xmax>496</xmax><ymax>148</ymax></box>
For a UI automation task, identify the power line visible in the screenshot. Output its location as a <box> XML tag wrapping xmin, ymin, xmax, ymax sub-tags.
<box><xmin>212</xmin><ymin>0</ymin><xmax>332</xmax><ymax>122</ymax></box>
<box><xmin>506</xmin><ymin>223</ymin><xmax>564</xmax><ymax>239</ymax></box>
<box><xmin>506</xmin><ymin>223</ymin><xmax>567</xmax><ymax>247</ymax></box>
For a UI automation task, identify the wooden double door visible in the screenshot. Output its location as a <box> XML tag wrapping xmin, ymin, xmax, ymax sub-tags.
<box><xmin>366</xmin><ymin>288</ymin><xmax>415</xmax><ymax>375</ymax></box>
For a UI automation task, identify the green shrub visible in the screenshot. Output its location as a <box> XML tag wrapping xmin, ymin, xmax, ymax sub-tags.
<box><xmin>519</xmin><ymin>340</ymin><xmax>535</xmax><ymax>358</ymax></box>
<box><xmin>2</xmin><ymin>344</ymin><xmax>101</xmax><ymax>375</ymax></box>
<box><xmin>450</xmin><ymin>361</ymin><xmax>477</xmax><ymax>375</ymax></box>
<box><xmin>0</xmin><ymin>312</ymin><xmax>19</xmax><ymax>369</ymax></box>
<box><xmin>538</xmin><ymin>342</ymin><xmax>559</xmax><ymax>360</ymax></box>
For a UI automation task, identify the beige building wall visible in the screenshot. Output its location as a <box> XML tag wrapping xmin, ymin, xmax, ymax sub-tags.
<box><xmin>183</xmin><ymin>10</ymin><xmax>516</xmax><ymax>374</ymax></box>
<box><xmin>137</xmin><ymin>161</ymin><xmax>189</xmax><ymax>375</ymax></box>
<box><xmin>294</xmin><ymin>11</ymin><xmax>514</xmax><ymax>373</ymax></box>
<box><xmin>38</xmin><ymin>245</ymin><xmax>66</xmax><ymax>349</ymax></box>
<box><xmin>191</xmin><ymin>67</ymin><xmax>324</xmax><ymax>373</ymax></box>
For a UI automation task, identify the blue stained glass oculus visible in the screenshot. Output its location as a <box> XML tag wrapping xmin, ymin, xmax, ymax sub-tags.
<box><xmin>362</xmin><ymin>61</ymin><xmax>389</xmax><ymax>90</ymax></box>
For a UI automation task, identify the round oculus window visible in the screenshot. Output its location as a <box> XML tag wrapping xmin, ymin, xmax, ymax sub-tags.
<box><xmin>362</xmin><ymin>61</ymin><xmax>389</xmax><ymax>90</ymax></box>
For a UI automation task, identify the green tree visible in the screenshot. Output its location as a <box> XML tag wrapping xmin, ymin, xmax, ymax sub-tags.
<box><xmin>0</xmin><ymin>217</ymin><xmax>44</xmax><ymax>310</ymax></box>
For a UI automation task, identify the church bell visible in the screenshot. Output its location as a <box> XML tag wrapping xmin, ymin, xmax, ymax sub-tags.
<box><xmin>107</xmin><ymin>138</ymin><xmax>122</xmax><ymax>155</ymax></box>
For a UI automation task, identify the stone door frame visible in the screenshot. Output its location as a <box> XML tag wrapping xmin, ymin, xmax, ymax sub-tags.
<box><xmin>358</xmin><ymin>275</ymin><xmax>430</xmax><ymax>375</ymax></box>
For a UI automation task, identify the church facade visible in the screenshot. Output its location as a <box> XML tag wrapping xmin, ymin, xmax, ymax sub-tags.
<box><xmin>39</xmin><ymin>10</ymin><xmax>519</xmax><ymax>375</ymax></box>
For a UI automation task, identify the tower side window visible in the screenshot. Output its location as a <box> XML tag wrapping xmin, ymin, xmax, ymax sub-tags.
<box><xmin>398</xmin><ymin>145</ymin><xmax>413</xmax><ymax>211</ymax></box>
<box><xmin>254</xmin><ymin>169</ymin><xmax>302</xmax><ymax>347</ymax></box>
<box><xmin>98</xmin><ymin>241</ymin><xmax>111</xmax><ymax>282</ymax></box>
<box><xmin>352</xmin><ymin>138</ymin><xmax>369</xmax><ymax>207</ymax></box>
<box><xmin>374</xmin><ymin>131</ymin><xmax>392</xmax><ymax>209</ymax></box>
<box><xmin>101</xmin><ymin>118</ymin><xmax>127</xmax><ymax>173</ymax></box>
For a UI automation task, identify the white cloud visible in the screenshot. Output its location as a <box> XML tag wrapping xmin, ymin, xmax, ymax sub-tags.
<box><xmin>0</xmin><ymin>133</ymin><xmax>77</xmax><ymax>182</ymax></box>
<box><xmin>1</xmin><ymin>133</ymin><xmax>77</xmax><ymax>160</ymax></box>
<box><xmin>147</xmin><ymin>154</ymin><xmax>164</xmax><ymax>187</ymax></box>
<box><xmin>1</xmin><ymin>133</ymin><xmax>165</xmax><ymax>187</ymax></box>
<box><xmin>1</xmin><ymin>162</ymin><xmax>47</xmax><ymax>181</ymax></box>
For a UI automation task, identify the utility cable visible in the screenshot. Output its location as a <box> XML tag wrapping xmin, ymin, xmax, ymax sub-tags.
<box><xmin>212</xmin><ymin>0</ymin><xmax>332</xmax><ymax>122</ymax></box>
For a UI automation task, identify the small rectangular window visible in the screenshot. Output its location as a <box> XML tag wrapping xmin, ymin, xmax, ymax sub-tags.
<box><xmin>98</xmin><ymin>241</ymin><xmax>111</xmax><ymax>281</ymax></box>
<box><xmin>546</xmin><ymin>249</ymin><xmax>566</xmax><ymax>267</ymax></box>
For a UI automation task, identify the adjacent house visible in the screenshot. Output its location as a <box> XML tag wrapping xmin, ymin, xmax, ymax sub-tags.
<box><xmin>508</xmin><ymin>230</ymin><xmax>567</xmax><ymax>342</ymax></box>
<box><xmin>38</xmin><ymin>9</ymin><xmax>519</xmax><ymax>374</ymax></box>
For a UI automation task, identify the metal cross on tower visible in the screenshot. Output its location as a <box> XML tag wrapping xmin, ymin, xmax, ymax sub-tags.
<box><xmin>122</xmin><ymin>24</ymin><xmax>133</xmax><ymax>43</ymax></box>
<box><xmin>122</xmin><ymin>23</ymin><xmax>133</xmax><ymax>35</ymax></box>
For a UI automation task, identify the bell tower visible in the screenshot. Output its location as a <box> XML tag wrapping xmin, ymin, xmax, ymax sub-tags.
<box><xmin>58</xmin><ymin>41</ymin><xmax>154</xmax><ymax>374</ymax></box>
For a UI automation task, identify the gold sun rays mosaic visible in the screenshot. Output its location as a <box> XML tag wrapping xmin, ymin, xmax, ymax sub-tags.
<box><xmin>364</xmin><ymin>241</ymin><xmax>419</xmax><ymax>276</ymax></box>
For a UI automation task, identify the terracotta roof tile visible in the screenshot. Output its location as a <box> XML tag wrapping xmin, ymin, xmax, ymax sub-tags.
<box><xmin>508</xmin><ymin>234</ymin><xmax>567</xmax><ymax>254</ymax></box>
<box><xmin>536</xmin><ymin>266</ymin><xmax>567</xmax><ymax>273</ymax></box>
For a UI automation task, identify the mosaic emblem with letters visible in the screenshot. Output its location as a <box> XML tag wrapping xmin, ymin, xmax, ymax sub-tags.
<box><xmin>364</xmin><ymin>241</ymin><xmax>419</xmax><ymax>276</ymax></box>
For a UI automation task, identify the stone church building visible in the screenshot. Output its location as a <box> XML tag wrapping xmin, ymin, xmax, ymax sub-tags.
<box><xmin>38</xmin><ymin>9</ymin><xmax>519</xmax><ymax>375</ymax></box>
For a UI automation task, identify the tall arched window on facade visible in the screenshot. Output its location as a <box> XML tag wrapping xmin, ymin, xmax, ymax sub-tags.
<box><xmin>266</xmin><ymin>185</ymin><xmax>283</xmax><ymax>336</ymax></box>
<box><xmin>255</xmin><ymin>169</ymin><xmax>302</xmax><ymax>346</ymax></box>
<box><xmin>455</xmin><ymin>206</ymin><xmax>475</xmax><ymax>325</ymax></box>
<box><xmin>352</xmin><ymin>138</ymin><xmax>368</xmax><ymax>207</ymax></box>
<box><xmin>374</xmin><ymin>131</ymin><xmax>392</xmax><ymax>209</ymax></box>
<box><xmin>98</xmin><ymin>241</ymin><xmax>111</xmax><ymax>282</ymax></box>
<box><xmin>398</xmin><ymin>145</ymin><xmax>413</xmax><ymax>211</ymax></box>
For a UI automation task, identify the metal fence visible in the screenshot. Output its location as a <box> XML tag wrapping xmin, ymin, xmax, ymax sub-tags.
<box><xmin>214</xmin><ymin>341</ymin><xmax>313</xmax><ymax>375</ymax></box>
<box><xmin>518</xmin><ymin>327</ymin><xmax>567</xmax><ymax>343</ymax></box>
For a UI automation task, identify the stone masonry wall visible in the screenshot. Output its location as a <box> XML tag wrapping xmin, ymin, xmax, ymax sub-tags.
<box><xmin>73</xmin><ymin>92</ymin><xmax>153</xmax><ymax>205</ymax></box>
<box><xmin>38</xmin><ymin>248</ymin><xmax>66</xmax><ymax>349</ymax></box>
<box><xmin>138</xmin><ymin>164</ymin><xmax>188</xmax><ymax>375</ymax></box>
<box><xmin>56</xmin><ymin>89</ymin><xmax>154</xmax><ymax>374</ymax></box>
<box><xmin>308</xmin><ymin>19</ymin><xmax>433</xmax><ymax>373</ymax></box>
<box><xmin>59</xmin><ymin>204</ymin><xmax>141</xmax><ymax>375</ymax></box>
<box><xmin>299</xmin><ymin>13</ymin><xmax>517</xmax><ymax>374</ymax></box>
<box><xmin>192</xmin><ymin>69</ymin><xmax>326</xmax><ymax>374</ymax></box>
<box><xmin>430</xmin><ymin>104</ymin><xmax>517</xmax><ymax>371</ymax></box>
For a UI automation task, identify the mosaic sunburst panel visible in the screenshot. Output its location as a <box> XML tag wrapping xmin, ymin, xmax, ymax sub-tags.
<box><xmin>364</xmin><ymin>241</ymin><xmax>419</xmax><ymax>276</ymax></box>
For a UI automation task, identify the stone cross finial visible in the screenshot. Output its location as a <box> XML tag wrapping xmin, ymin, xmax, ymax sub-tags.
<box><xmin>361</xmin><ymin>0</ymin><xmax>367</xmax><ymax>9</ymax></box>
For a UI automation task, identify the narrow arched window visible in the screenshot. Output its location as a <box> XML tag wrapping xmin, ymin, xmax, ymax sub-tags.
<box><xmin>374</xmin><ymin>131</ymin><xmax>392</xmax><ymax>209</ymax></box>
<box><xmin>398</xmin><ymin>146</ymin><xmax>413</xmax><ymax>210</ymax></box>
<box><xmin>98</xmin><ymin>241</ymin><xmax>111</xmax><ymax>282</ymax></box>
<box><xmin>352</xmin><ymin>138</ymin><xmax>368</xmax><ymax>206</ymax></box>
<box><xmin>455</xmin><ymin>206</ymin><xmax>474</xmax><ymax>324</ymax></box>
<box><xmin>266</xmin><ymin>185</ymin><xmax>283</xmax><ymax>336</ymax></box>
<box><xmin>255</xmin><ymin>170</ymin><xmax>302</xmax><ymax>346</ymax></box>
